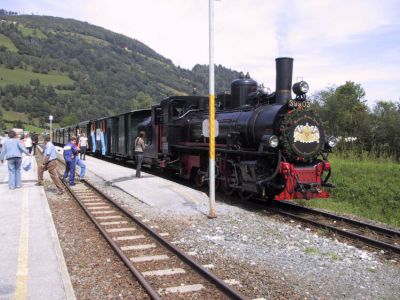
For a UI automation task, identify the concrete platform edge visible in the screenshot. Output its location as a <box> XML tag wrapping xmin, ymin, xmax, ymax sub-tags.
<box><xmin>40</xmin><ymin>187</ymin><xmax>76</xmax><ymax>300</ymax></box>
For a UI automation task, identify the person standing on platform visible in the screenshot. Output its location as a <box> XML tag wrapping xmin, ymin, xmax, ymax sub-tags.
<box><xmin>63</xmin><ymin>136</ymin><xmax>78</xmax><ymax>186</ymax></box>
<box><xmin>0</xmin><ymin>130</ymin><xmax>31</xmax><ymax>190</ymax></box>
<box><xmin>36</xmin><ymin>135</ymin><xmax>64</xmax><ymax>194</ymax></box>
<box><xmin>32</xmin><ymin>133</ymin><xmax>38</xmax><ymax>155</ymax></box>
<box><xmin>24</xmin><ymin>133</ymin><xmax>33</xmax><ymax>154</ymax></box>
<box><xmin>134</xmin><ymin>131</ymin><xmax>146</xmax><ymax>178</ymax></box>
<box><xmin>79</xmin><ymin>133</ymin><xmax>88</xmax><ymax>160</ymax></box>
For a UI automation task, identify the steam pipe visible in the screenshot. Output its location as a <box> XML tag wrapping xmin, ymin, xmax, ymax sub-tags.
<box><xmin>257</xmin><ymin>150</ymin><xmax>281</xmax><ymax>185</ymax></box>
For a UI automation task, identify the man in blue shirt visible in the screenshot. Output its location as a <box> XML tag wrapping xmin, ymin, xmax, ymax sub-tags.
<box><xmin>36</xmin><ymin>135</ymin><xmax>64</xmax><ymax>195</ymax></box>
<box><xmin>63</xmin><ymin>136</ymin><xmax>78</xmax><ymax>186</ymax></box>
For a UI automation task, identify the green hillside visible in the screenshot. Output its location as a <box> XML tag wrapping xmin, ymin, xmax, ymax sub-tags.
<box><xmin>0</xmin><ymin>33</ymin><xmax>17</xmax><ymax>52</ymax></box>
<box><xmin>0</xmin><ymin>66</ymin><xmax>73</xmax><ymax>86</ymax></box>
<box><xmin>0</xmin><ymin>9</ymin><xmax>240</xmax><ymax>128</ymax></box>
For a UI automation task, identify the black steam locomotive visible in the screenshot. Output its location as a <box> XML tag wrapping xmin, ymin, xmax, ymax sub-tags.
<box><xmin>53</xmin><ymin>57</ymin><xmax>336</xmax><ymax>201</ymax></box>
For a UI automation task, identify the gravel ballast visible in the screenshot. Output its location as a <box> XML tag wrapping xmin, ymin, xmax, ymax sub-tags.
<box><xmin>85</xmin><ymin>169</ymin><xmax>400</xmax><ymax>300</ymax></box>
<box><xmin>44</xmin><ymin>154</ymin><xmax>400</xmax><ymax>300</ymax></box>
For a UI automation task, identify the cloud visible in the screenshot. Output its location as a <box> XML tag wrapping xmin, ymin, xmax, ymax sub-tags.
<box><xmin>3</xmin><ymin>0</ymin><xmax>400</xmax><ymax>104</ymax></box>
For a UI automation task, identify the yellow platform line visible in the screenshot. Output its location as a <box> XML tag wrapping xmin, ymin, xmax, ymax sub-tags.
<box><xmin>14</xmin><ymin>188</ymin><xmax>29</xmax><ymax>300</ymax></box>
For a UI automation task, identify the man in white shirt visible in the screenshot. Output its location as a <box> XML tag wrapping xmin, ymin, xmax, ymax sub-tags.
<box><xmin>24</xmin><ymin>134</ymin><xmax>33</xmax><ymax>154</ymax></box>
<box><xmin>79</xmin><ymin>133</ymin><xmax>88</xmax><ymax>160</ymax></box>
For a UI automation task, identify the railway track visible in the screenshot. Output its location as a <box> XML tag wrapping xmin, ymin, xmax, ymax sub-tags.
<box><xmin>62</xmin><ymin>179</ymin><xmax>247</xmax><ymax>299</ymax></box>
<box><xmin>37</xmin><ymin>148</ymin><xmax>247</xmax><ymax>300</ymax></box>
<box><xmin>64</xmin><ymin>147</ymin><xmax>400</xmax><ymax>257</ymax></box>
<box><xmin>267</xmin><ymin>201</ymin><xmax>400</xmax><ymax>255</ymax></box>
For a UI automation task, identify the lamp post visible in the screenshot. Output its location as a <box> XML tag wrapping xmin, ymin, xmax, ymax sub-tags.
<box><xmin>49</xmin><ymin>115</ymin><xmax>53</xmax><ymax>139</ymax></box>
<box><xmin>208</xmin><ymin>0</ymin><xmax>216</xmax><ymax>218</ymax></box>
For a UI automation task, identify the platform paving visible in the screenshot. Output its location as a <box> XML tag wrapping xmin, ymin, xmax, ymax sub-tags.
<box><xmin>0</xmin><ymin>155</ymin><xmax>75</xmax><ymax>300</ymax></box>
<box><xmin>55</xmin><ymin>147</ymin><xmax>211</xmax><ymax>214</ymax></box>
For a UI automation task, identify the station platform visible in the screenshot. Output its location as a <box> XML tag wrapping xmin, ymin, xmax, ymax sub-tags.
<box><xmin>0</xmin><ymin>155</ymin><xmax>75</xmax><ymax>300</ymax></box>
<box><xmin>55</xmin><ymin>147</ymin><xmax>212</xmax><ymax>215</ymax></box>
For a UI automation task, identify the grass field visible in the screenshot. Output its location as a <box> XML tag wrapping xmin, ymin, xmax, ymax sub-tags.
<box><xmin>1</xmin><ymin>106</ymin><xmax>45</xmax><ymax>133</ymax></box>
<box><xmin>0</xmin><ymin>66</ymin><xmax>74</xmax><ymax>87</ymax></box>
<box><xmin>1</xmin><ymin>107</ymin><xmax>30</xmax><ymax>123</ymax></box>
<box><xmin>17</xmin><ymin>24</ymin><xmax>47</xmax><ymax>39</ymax></box>
<box><xmin>4</xmin><ymin>122</ymin><xmax>44</xmax><ymax>133</ymax></box>
<box><xmin>0</xmin><ymin>34</ymin><xmax>18</xmax><ymax>52</ymax></box>
<box><xmin>303</xmin><ymin>155</ymin><xmax>400</xmax><ymax>228</ymax></box>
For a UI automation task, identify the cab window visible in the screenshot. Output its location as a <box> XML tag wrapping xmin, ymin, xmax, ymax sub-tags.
<box><xmin>171</xmin><ymin>101</ymin><xmax>185</xmax><ymax>119</ymax></box>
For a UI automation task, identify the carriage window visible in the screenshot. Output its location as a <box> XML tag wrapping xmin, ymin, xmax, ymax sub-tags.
<box><xmin>171</xmin><ymin>102</ymin><xmax>185</xmax><ymax>118</ymax></box>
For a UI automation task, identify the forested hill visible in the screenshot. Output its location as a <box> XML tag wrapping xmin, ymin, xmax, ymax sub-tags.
<box><xmin>0</xmin><ymin>9</ymin><xmax>240</xmax><ymax>126</ymax></box>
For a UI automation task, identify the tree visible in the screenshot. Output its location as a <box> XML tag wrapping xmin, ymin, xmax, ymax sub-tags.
<box><xmin>60</xmin><ymin>113</ymin><xmax>78</xmax><ymax>127</ymax></box>
<box><xmin>132</xmin><ymin>91</ymin><xmax>153</xmax><ymax>110</ymax></box>
<box><xmin>311</xmin><ymin>81</ymin><xmax>372</xmax><ymax>150</ymax></box>
<box><xmin>13</xmin><ymin>120</ymin><xmax>24</xmax><ymax>129</ymax></box>
<box><xmin>30</xmin><ymin>79</ymin><xmax>41</xmax><ymax>86</ymax></box>
<box><xmin>0</xmin><ymin>111</ymin><xmax>5</xmax><ymax>130</ymax></box>
<box><xmin>372</xmin><ymin>101</ymin><xmax>400</xmax><ymax>159</ymax></box>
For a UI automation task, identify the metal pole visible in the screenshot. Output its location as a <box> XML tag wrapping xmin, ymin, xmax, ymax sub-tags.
<box><xmin>49</xmin><ymin>115</ymin><xmax>53</xmax><ymax>140</ymax></box>
<box><xmin>208</xmin><ymin>0</ymin><xmax>216</xmax><ymax>218</ymax></box>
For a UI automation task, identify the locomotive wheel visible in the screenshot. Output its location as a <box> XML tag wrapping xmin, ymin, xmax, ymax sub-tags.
<box><xmin>238</xmin><ymin>190</ymin><xmax>255</xmax><ymax>201</ymax></box>
<box><xmin>194</xmin><ymin>172</ymin><xmax>205</xmax><ymax>188</ymax></box>
<box><xmin>222</xmin><ymin>180</ymin><xmax>236</xmax><ymax>196</ymax></box>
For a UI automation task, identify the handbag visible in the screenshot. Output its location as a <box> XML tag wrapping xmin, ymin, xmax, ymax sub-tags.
<box><xmin>22</xmin><ymin>156</ymin><xmax>31</xmax><ymax>171</ymax></box>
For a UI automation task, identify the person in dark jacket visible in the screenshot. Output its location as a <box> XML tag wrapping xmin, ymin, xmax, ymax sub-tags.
<box><xmin>0</xmin><ymin>130</ymin><xmax>31</xmax><ymax>189</ymax></box>
<box><xmin>134</xmin><ymin>131</ymin><xmax>146</xmax><ymax>178</ymax></box>
<box><xmin>63</xmin><ymin>136</ymin><xmax>78</xmax><ymax>186</ymax></box>
<box><xmin>32</xmin><ymin>133</ymin><xmax>39</xmax><ymax>155</ymax></box>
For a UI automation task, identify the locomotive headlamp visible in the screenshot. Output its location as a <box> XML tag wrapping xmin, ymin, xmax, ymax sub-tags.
<box><xmin>327</xmin><ymin>136</ymin><xmax>338</xmax><ymax>148</ymax></box>
<box><xmin>259</xmin><ymin>134</ymin><xmax>279</xmax><ymax>152</ymax></box>
<box><xmin>269</xmin><ymin>135</ymin><xmax>279</xmax><ymax>148</ymax></box>
<box><xmin>293</xmin><ymin>81</ymin><xmax>309</xmax><ymax>96</ymax></box>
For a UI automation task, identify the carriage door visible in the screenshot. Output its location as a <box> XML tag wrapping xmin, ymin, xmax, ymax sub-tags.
<box><xmin>152</xmin><ymin>106</ymin><xmax>163</xmax><ymax>153</ymax></box>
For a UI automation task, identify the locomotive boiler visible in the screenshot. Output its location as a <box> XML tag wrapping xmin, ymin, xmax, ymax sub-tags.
<box><xmin>54</xmin><ymin>57</ymin><xmax>336</xmax><ymax>201</ymax></box>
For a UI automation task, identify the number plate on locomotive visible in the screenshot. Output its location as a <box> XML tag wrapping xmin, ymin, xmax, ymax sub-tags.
<box><xmin>288</xmin><ymin>100</ymin><xmax>311</xmax><ymax>109</ymax></box>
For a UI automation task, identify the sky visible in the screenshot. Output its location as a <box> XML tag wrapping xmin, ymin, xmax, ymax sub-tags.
<box><xmin>2</xmin><ymin>0</ymin><xmax>400</xmax><ymax>106</ymax></box>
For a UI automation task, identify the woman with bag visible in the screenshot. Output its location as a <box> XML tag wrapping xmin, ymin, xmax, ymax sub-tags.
<box><xmin>0</xmin><ymin>130</ymin><xmax>31</xmax><ymax>190</ymax></box>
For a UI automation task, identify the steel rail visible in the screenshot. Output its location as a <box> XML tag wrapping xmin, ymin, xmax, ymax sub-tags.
<box><xmin>84</xmin><ymin>179</ymin><xmax>247</xmax><ymax>300</ymax></box>
<box><xmin>269</xmin><ymin>202</ymin><xmax>400</xmax><ymax>254</ymax></box>
<box><xmin>278</xmin><ymin>201</ymin><xmax>400</xmax><ymax>237</ymax></box>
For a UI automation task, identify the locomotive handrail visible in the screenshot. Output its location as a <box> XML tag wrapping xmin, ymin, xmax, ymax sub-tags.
<box><xmin>172</xmin><ymin>144</ymin><xmax>276</xmax><ymax>156</ymax></box>
<box><xmin>174</xmin><ymin>108</ymin><xmax>199</xmax><ymax>120</ymax></box>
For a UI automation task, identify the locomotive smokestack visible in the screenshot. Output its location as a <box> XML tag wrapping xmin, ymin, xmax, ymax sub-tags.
<box><xmin>275</xmin><ymin>57</ymin><xmax>293</xmax><ymax>105</ymax></box>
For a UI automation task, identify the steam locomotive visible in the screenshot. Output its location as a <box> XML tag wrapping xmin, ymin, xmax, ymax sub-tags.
<box><xmin>53</xmin><ymin>57</ymin><xmax>336</xmax><ymax>201</ymax></box>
